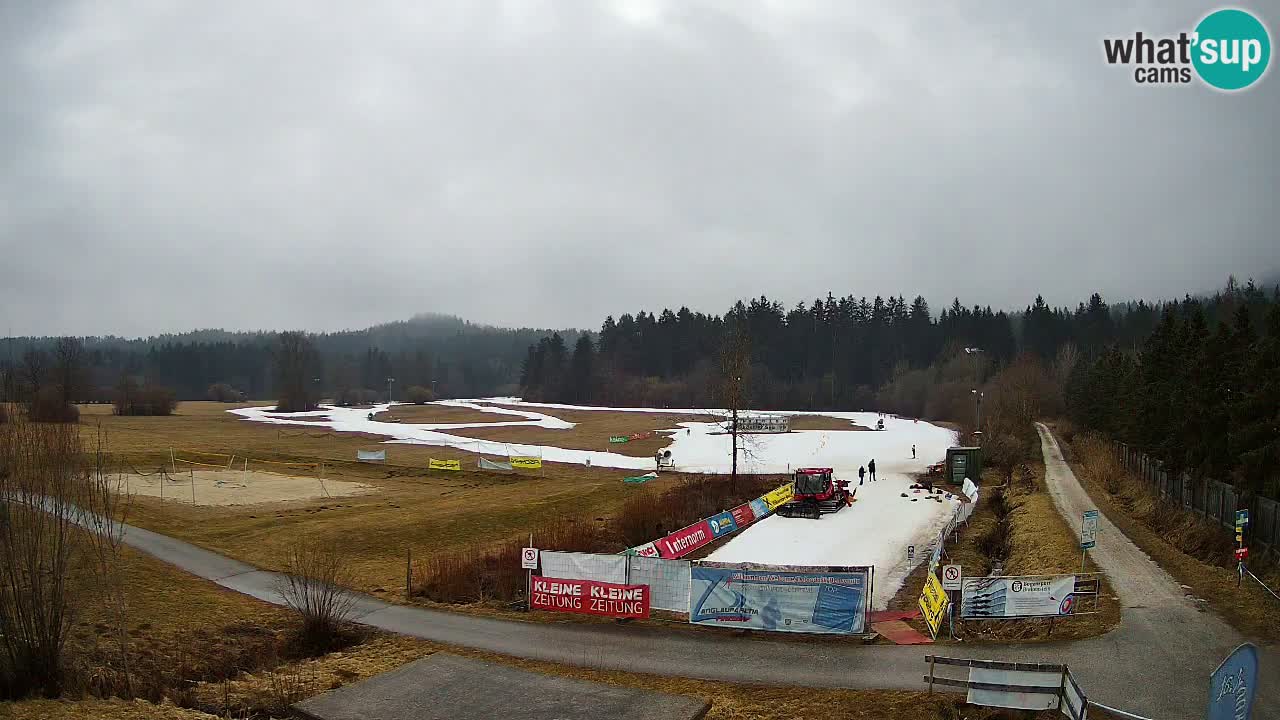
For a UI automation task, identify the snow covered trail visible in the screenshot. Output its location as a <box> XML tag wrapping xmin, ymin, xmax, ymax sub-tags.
<box><xmin>231</xmin><ymin>402</ymin><xmax>657</xmax><ymax>470</ymax></box>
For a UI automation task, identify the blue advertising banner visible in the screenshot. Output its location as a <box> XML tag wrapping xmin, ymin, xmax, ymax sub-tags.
<box><xmin>689</xmin><ymin>563</ymin><xmax>870</xmax><ymax>635</ymax></box>
<box><xmin>707</xmin><ymin>511</ymin><xmax>737</xmax><ymax>537</ymax></box>
<box><xmin>749</xmin><ymin>498</ymin><xmax>769</xmax><ymax>519</ymax></box>
<box><xmin>1207</xmin><ymin>643</ymin><xmax>1258</xmax><ymax>720</ymax></box>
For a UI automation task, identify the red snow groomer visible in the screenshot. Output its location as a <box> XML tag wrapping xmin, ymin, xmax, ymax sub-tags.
<box><xmin>777</xmin><ymin>467</ymin><xmax>853</xmax><ymax>519</ymax></box>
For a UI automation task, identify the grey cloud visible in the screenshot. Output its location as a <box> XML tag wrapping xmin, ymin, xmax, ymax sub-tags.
<box><xmin>1</xmin><ymin>0</ymin><xmax>1276</xmax><ymax>336</ymax></box>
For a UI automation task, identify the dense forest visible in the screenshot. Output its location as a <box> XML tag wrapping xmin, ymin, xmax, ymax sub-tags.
<box><xmin>1069</xmin><ymin>280</ymin><xmax>1280</xmax><ymax>497</ymax></box>
<box><xmin>0</xmin><ymin>314</ymin><xmax>578</xmax><ymax>403</ymax></box>
<box><xmin>519</xmin><ymin>282</ymin><xmax>1279</xmax><ymax>409</ymax></box>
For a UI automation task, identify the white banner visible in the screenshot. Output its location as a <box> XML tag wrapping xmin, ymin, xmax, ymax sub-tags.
<box><xmin>539</xmin><ymin>551</ymin><xmax>627</xmax><ymax>585</ymax></box>
<box><xmin>478</xmin><ymin>457</ymin><xmax>513</xmax><ymax>470</ymax></box>
<box><xmin>356</xmin><ymin>449</ymin><xmax>386</xmax><ymax>462</ymax></box>
<box><xmin>627</xmin><ymin>556</ymin><xmax>691</xmax><ymax>613</ymax></box>
<box><xmin>961</xmin><ymin>575</ymin><xmax>1077</xmax><ymax>619</ymax></box>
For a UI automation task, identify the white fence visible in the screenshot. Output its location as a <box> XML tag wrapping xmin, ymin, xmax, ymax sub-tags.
<box><xmin>539</xmin><ymin>551</ymin><xmax>691</xmax><ymax>613</ymax></box>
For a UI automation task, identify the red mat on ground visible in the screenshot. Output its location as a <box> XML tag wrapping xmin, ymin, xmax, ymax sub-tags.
<box><xmin>868</xmin><ymin>608</ymin><xmax>920</xmax><ymax>623</ymax></box>
<box><xmin>871</xmin><ymin>620</ymin><xmax>933</xmax><ymax>645</ymax></box>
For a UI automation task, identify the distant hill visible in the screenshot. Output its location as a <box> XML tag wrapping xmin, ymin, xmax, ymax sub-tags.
<box><xmin>1</xmin><ymin>314</ymin><xmax>584</xmax><ymax>401</ymax></box>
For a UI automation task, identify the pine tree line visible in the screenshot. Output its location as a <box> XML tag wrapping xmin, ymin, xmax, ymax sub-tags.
<box><xmin>1068</xmin><ymin>280</ymin><xmax>1280</xmax><ymax>498</ymax></box>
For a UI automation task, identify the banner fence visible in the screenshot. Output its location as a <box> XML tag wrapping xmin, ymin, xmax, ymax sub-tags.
<box><xmin>689</xmin><ymin>562</ymin><xmax>872</xmax><ymax>635</ymax></box>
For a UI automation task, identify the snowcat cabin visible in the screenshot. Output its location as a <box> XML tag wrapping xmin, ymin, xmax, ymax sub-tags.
<box><xmin>793</xmin><ymin>468</ymin><xmax>833</xmax><ymax>496</ymax></box>
<box><xmin>779</xmin><ymin>467</ymin><xmax>851</xmax><ymax>519</ymax></box>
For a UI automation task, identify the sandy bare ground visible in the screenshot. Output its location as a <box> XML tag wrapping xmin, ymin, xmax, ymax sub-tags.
<box><xmin>119</xmin><ymin>469</ymin><xmax>376</xmax><ymax>506</ymax></box>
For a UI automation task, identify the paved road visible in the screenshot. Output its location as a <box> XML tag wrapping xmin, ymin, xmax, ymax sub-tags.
<box><xmin>109</xmin><ymin>428</ymin><xmax>1278</xmax><ymax>720</ymax></box>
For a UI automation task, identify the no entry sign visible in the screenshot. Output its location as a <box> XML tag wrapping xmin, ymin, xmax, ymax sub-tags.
<box><xmin>942</xmin><ymin>564</ymin><xmax>962</xmax><ymax>591</ymax></box>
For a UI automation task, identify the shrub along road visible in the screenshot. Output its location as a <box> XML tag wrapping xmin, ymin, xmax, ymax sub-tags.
<box><xmin>108</xmin><ymin>428</ymin><xmax>1279</xmax><ymax>720</ymax></box>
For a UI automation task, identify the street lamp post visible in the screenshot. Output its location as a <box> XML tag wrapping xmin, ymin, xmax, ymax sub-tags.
<box><xmin>387</xmin><ymin>377</ymin><xmax>395</xmax><ymax>404</ymax></box>
<box><xmin>971</xmin><ymin>388</ymin><xmax>983</xmax><ymax>442</ymax></box>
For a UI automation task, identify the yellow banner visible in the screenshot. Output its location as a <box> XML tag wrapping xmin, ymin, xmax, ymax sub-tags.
<box><xmin>762</xmin><ymin>483</ymin><xmax>794</xmax><ymax>511</ymax></box>
<box><xmin>510</xmin><ymin>456</ymin><xmax>543</xmax><ymax>469</ymax></box>
<box><xmin>918</xmin><ymin>571</ymin><xmax>949</xmax><ymax>639</ymax></box>
<box><xmin>428</xmin><ymin>458</ymin><xmax>461</xmax><ymax>471</ymax></box>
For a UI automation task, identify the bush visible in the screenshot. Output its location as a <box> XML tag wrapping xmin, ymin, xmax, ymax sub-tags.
<box><xmin>415</xmin><ymin>516</ymin><xmax>612</xmax><ymax>604</ymax></box>
<box><xmin>334</xmin><ymin>388</ymin><xmax>380</xmax><ymax>406</ymax></box>
<box><xmin>206</xmin><ymin>383</ymin><xmax>243</xmax><ymax>402</ymax></box>
<box><xmin>616</xmin><ymin>474</ymin><xmax>781</xmax><ymax>547</ymax></box>
<box><xmin>276</xmin><ymin>539</ymin><xmax>357</xmax><ymax>652</ymax></box>
<box><xmin>404</xmin><ymin>385</ymin><xmax>434</xmax><ymax>404</ymax></box>
<box><xmin>26</xmin><ymin>386</ymin><xmax>79</xmax><ymax>423</ymax></box>
<box><xmin>113</xmin><ymin>384</ymin><xmax>177</xmax><ymax>417</ymax></box>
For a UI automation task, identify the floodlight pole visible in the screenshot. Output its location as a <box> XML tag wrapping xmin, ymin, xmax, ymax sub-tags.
<box><xmin>387</xmin><ymin>377</ymin><xmax>395</xmax><ymax>404</ymax></box>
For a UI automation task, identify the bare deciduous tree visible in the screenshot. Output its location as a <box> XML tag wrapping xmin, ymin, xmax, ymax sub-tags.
<box><xmin>720</xmin><ymin>305</ymin><xmax>751</xmax><ymax>493</ymax></box>
<box><xmin>273</xmin><ymin>332</ymin><xmax>321</xmax><ymax>413</ymax></box>
<box><xmin>0</xmin><ymin>415</ymin><xmax>124</xmax><ymax>698</ymax></box>
<box><xmin>51</xmin><ymin>338</ymin><xmax>88</xmax><ymax>406</ymax></box>
<box><xmin>276</xmin><ymin>538</ymin><xmax>356</xmax><ymax>650</ymax></box>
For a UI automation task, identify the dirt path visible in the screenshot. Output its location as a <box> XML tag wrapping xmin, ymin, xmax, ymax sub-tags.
<box><xmin>1035</xmin><ymin>423</ymin><xmax>1280</xmax><ymax>718</ymax></box>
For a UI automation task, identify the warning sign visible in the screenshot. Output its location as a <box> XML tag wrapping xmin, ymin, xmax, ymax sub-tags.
<box><xmin>918</xmin><ymin>571</ymin><xmax>949</xmax><ymax>638</ymax></box>
<box><xmin>520</xmin><ymin>547</ymin><xmax>539</xmax><ymax>570</ymax></box>
<box><xmin>942</xmin><ymin>564</ymin><xmax>962</xmax><ymax>591</ymax></box>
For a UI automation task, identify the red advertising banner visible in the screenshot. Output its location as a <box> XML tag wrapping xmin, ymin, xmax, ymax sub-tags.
<box><xmin>530</xmin><ymin>577</ymin><xmax>650</xmax><ymax>618</ymax></box>
<box><xmin>656</xmin><ymin>520</ymin><xmax>713</xmax><ymax>559</ymax></box>
<box><xmin>730</xmin><ymin>503</ymin><xmax>755</xmax><ymax>529</ymax></box>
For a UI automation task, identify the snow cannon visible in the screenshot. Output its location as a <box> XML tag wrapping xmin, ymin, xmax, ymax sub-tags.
<box><xmin>777</xmin><ymin>467</ymin><xmax>852</xmax><ymax>519</ymax></box>
<box><xmin>655</xmin><ymin>449</ymin><xmax>674</xmax><ymax>468</ymax></box>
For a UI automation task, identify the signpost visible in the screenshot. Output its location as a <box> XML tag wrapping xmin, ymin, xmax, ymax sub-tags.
<box><xmin>941</xmin><ymin>565</ymin><xmax>962</xmax><ymax>640</ymax></box>
<box><xmin>1207</xmin><ymin>643</ymin><xmax>1258</xmax><ymax>720</ymax></box>
<box><xmin>1235</xmin><ymin>509</ymin><xmax>1249</xmax><ymax>586</ymax></box>
<box><xmin>1080</xmin><ymin>510</ymin><xmax>1099</xmax><ymax>572</ymax></box>
<box><xmin>907</xmin><ymin>545</ymin><xmax>916</xmax><ymax>563</ymax></box>
<box><xmin>521</xmin><ymin>542</ymin><xmax>538</xmax><ymax>610</ymax></box>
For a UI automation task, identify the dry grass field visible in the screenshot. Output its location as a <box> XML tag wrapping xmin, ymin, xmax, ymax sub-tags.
<box><xmin>448</xmin><ymin>403</ymin><xmax>714</xmax><ymax>457</ymax></box>
<box><xmin>788</xmin><ymin>414</ymin><xmax>871</xmax><ymax>431</ymax></box>
<box><xmin>78</xmin><ymin>402</ymin><xmax>688</xmax><ymax>597</ymax></box>
<box><xmin>372</xmin><ymin>403</ymin><xmax>515</xmax><ymax>425</ymax></box>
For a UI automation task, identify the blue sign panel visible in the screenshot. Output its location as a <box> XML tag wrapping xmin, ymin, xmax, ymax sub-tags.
<box><xmin>706</xmin><ymin>511</ymin><xmax>737</xmax><ymax>538</ymax></box>
<box><xmin>1207</xmin><ymin>643</ymin><xmax>1258</xmax><ymax>720</ymax></box>
<box><xmin>689</xmin><ymin>563</ymin><xmax>869</xmax><ymax>634</ymax></box>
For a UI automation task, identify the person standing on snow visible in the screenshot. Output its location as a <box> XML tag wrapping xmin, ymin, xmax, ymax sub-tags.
<box><xmin>858</xmin><ymin>465</ymin><xmax>866</xmax><ymax>486</ymax></box>
<box><xmin>869</xmin><ymin>458</ymin><xmax>877</xmax><ymax>482</ymax></box>
<box><xmin>912</xmin><ymin>444</ymin><xmax>916</xmax><ymax>459</ymax></box>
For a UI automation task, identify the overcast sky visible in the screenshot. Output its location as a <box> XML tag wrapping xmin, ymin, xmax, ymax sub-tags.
<box><xmin>2</xmin><ymin>1</ymin><xmax>1277</xmax><ymax>337</ymax></box>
